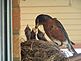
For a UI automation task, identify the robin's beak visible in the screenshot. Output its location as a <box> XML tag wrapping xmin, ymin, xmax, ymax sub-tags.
<box><xmin>35</xmin><ymin>23</ymin><xmax>39</xmax><ymax>29</ymax></box>
<box><xmin>35</xmin><ymin>25</ymin><xmax>38</xmax><ymax>29</ymax></box>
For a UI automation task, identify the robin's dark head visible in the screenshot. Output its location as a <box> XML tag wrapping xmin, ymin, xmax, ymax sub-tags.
<box><xmin>35</xmin><ymin>14</ymin><xmax>52</xmax><ymax>29</ymax></box>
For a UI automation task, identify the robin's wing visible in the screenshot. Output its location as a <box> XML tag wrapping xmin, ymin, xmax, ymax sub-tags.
<box><xmin>50</xmin><ymin>24</ymin><xmax>65</xmax><ymax>41</ymax></box>
<box><xmin>53</xmin><ymin>18</ymin><xmax>68</xmax><ymax>38</ymax></box>
<box><xmin>53</xmin><ymin>18</ymin><xmax>75</xmax><ymax>45</ymax></box>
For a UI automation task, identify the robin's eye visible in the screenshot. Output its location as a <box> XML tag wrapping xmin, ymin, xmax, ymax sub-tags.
<box><xmin>50</xmin><ymin>26</ymin><xmax>53</xmax><ymax>30</ymax></box>
<box><xmin>51</xmin><ymin>25</ymin><xmax>56</xmax><ymax>29</ymax></box>
<box><xmin>51</xmin><ymin>26</ymin><xmax>53</xmax><ymax>28</ymax></box>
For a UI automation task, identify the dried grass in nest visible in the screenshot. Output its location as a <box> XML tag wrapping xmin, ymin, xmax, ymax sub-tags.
<box><xmin>21</xmin><ymin>40</ymin><xmax>68</xmax><ymax>61</ymax></box>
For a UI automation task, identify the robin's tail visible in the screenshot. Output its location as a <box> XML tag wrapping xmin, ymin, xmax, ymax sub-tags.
<box><xmin>66</xmin><ymin>39</ymin><xmax>77</xmax><ymax>56</ymax></box>
<box><xmin>71</xmin><ymin>41</ymin><xmax>75</xmax><ymax>45</ymax></box>
<box><xmin>67</xmin><ymin>43</ymin><xmax>77</xmax><ymax>56</ymax></box>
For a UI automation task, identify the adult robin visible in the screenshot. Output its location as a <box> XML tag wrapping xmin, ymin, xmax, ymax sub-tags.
<box><xmin>35</xmin><ymin>14</ymin><xmax>77</xmax><ymax>56</ymax></box>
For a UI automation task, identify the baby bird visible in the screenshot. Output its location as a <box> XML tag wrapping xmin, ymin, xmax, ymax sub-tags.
<box><xmin>31</xmin><ymin>28</ymin><xmax>36</xmax><ymax>40</ymax></box>
<box><xmin>24</xmin><ymin>25</ymin><xmax>31</xmax><ymax>40</ymax></box>
<box><xmin>37</xmin><ymin>29</ymin><xmax>47</xmax><ymax>41</ymax></box>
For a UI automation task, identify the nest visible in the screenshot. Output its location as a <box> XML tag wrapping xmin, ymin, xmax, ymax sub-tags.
<box><xmin>21</xmin><ymin>40</ymin><xmax>68</xmax><ymax>61</ymax></box>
